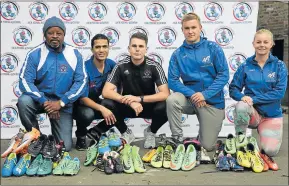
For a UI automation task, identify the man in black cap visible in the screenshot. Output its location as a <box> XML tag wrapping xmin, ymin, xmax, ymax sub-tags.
<box><xmin>17</xmin><ymin>16</ymin><xmax>87</xmax><ymax>151</ymax></box>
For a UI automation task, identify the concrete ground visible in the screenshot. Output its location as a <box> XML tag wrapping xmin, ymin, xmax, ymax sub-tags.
<box><xmin>1</xmin><ymin>114</ymin><xmax>288</xmax><ymax>185</ymax></box>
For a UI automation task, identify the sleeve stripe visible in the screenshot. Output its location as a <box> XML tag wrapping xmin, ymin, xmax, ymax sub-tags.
<box><xmin>19</xmin><ymin>44</ymin><xmax>43</xmax><ymax>98</ymax></box>
<box><xmin>147</xmin><ymin>60</ymin><xmax>167</xmax><ymax>85</ymax></box>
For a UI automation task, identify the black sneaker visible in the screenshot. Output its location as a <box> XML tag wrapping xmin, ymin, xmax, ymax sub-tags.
<box><xmin>75</xmin><ymin>136</ymin><xmax>87</xmax><ymax>151</ymax></box>
<box><xmin>87</xmin><ymin>127</ymin><xmax>101</xmax><ymax>142</ymax></box>
<box><xmin>103</xmin><ymin>152</ymin><xmax>114</xmax><ymax>175</ymax></box>
<box><xmin>28</xmin><ymin>134</ymin><xmax>47</xmax><ymax>157</ymax></box>
<box><xmin>42</xmin><ymin>135</ymin><xmax>57</xmax><ymax>158</ymax></box>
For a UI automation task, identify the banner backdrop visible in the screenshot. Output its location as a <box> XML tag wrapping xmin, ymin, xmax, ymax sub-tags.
<box><xmin>1</xmin><ymin>1</ymin><xmax>257</xmax><ymax>139</ymax></box>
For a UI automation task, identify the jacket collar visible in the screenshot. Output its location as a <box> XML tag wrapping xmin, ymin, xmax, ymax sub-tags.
<box><xmin>182</xmin><ymin>37</ymin><xmax>207</xmax><ymax>49</ymax></box>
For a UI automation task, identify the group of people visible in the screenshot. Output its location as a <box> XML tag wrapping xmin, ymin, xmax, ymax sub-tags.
<box><xmin>17</xmin><ymin>13</ymin><xmax>287</xmax><ymax>160</ymax></box>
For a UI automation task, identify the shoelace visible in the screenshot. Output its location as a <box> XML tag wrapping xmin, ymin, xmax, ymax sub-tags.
<box><xmin>173</xmin><ymin>151</ymin><xmax>182</xmax><ymax>163</ymax></box>
<box><xmin>249</xmin><ymin>151</ymin><xmax>262</xmax><ymax>165</ymax></box>
<box><xmin>4</xmin><ymin>158</ymin><xmax>16</xmax><ymax>169</ymax></box>
<box><xmin>154</xmin><ymin>152</ymin><xmax>162</xmax><ymax>162</ymax></box>
<box><xmin>163</xmin><ymin>150</ymin><xmax>171</xmax><ymax>161</ymax></box>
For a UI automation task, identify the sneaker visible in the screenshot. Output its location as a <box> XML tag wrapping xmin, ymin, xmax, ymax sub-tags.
<box><xmin>217</xmin><ymin>154</ymin><xmax>231</xmax><ymax>171</ymax></box>
<box><xmin>131</xmin><ymin>146</ymin><xmax>146</xmax><ymax>173</ymax></box>
<box><xmin>26</xmin><ymin>154</ymin><xmax>43</xmax><ymax>176</ymax></box>
<box><xmin>13</xmin><ymin>153</ymin><xmax>31</xmax><ymax>176</ymax></box>
<box><xmin>52</xmin><ymin>152</ymin><xmax>71</xmax><ymax>175</ymax></box>
<box><xmin>192</xmin><ymin>140</ymin><xmax>202</xmax><ymax>166</ymax></box>
<box><xmin>170</xmin><ymin>144</ymin><xmax>185</xmax><ymax>171</ymax></box>
<box><xmin>143</xmin><ymin>126</ymin><xmax>156</xmax><ymax>149</ymax></box>
<box><xmin>225</xmin><ymin>134</ymin><xmax>236</xmax><ymax>154</ymax></box>
<box><xmin>150</xmin><ymin>146</ymin><xmax>164</xmax><ymax>168</ymax></box>
<box><xmin>236</xmin><ymin>147</ymin><xmax>251</xmax><ymax>168</ymax></box>
<box><xmin>75</xmin><ymin>136</ymin><xmax>87</xmax><ymax>151</ymax></box>
<box><xmin>42</xmin><ymin>135</ymin><xmax>57</xmax><ymax>159</ymax></box>
<box><xmin>1</xmin><ymin>128</ymin><xmax>25</xmax><ymax>158</ymax></box>
<box><xmin>200</xmin><ymin>147</ymin><xmax>211</xmax><ymax>164</ymax></box>
<box><xmin>142</xmin><ymin>148</ymin><xmax>157</xmax><ymax>163</ymax></box>
<box><xmin>98</xmin><ymin>135</ymin><xmax>111</xmax><ymax>155</ymax></box>
<box><xmin>1</xmin><ymin>152</ymin><xmax>17</xmax><ymax>177</ymax></box>
<box><xmin>213</xmin><ymin>140</ymin><xmax>224</xmax><ymax>166</ymax></box>
<box><xmin>37</xmin><ymin>157</ymin><xmax>52</xmax><ymax>176</ymax></box>
<box><xmin>52</xmin><ymin>140</ymin><xmax>65</xmax><ymax>166</ymax></box>
<box><xmin>103</xmin><ymin>152</ymin><xmax>114</xmax><ymax>175</ymax></box>
<box><xmin>121</xmin><ymin>128</ymin><xmax>135</xmax><ymax>145</ymax></box>
<box><xmin>226</xmin><ymin>154</ymin><xmax>244</xmax><ymax>172</ymax></box>
<box><xmin>249</xmin><ymin>136</ymin><xmax>260</xmax><ymax>152</ymax></box>
<box><xmin>84</xmin><ymin>142</ymin><xmax>98</xmax><ymax>166</ymax></box>
<box><xmin>235</xmin><ymin>132</ymin><xmax>248</xmax><ymax>149</ymax></box>
<box><xmin>93</xmin><ymin>154</ymin><xmax>104</xmax><ymax>172</ymax></box>
<box><xmin>87</xmin><ymin>127</ymin><xmax>101</xmax><ymax>142</ymax></box>
<box><xmin>181</xmin><ymin>144</ymin><xmax>197</xmax><ymax>171</ymax></box>
<box><xmin>120</xmin><ymin>144</ymin><xmax>134</xmax><ymax>174</ymax></box>
<box><xmin>107</xmin><ymin>128</ymin><xmax>122</xmax><ymax>149</ymax></box>
<box><xmin>110</xmin><ymin>151</ymin><xmax>123</xmax><ymax>173</ymax></box>
<box><xmin>260</xmin><ymin>150</ymin><xmax>278</xmax><ymax>171</ymax></box>
<box><xmin>13</xmin><ymin>128</ymin><xmax>40</xmax><ymax>154</ymax></box>
<box><xmin>63</xmin><ymin>157</ymin><xmax>80</xmax><ymax>175</ymax></box>
<box><xmin>247</xmin><ymin>143</ymin><xmax>264</xmax><ymax>173</ymax></box>
<box><xmin>28</xmin><ymin>134</ymin><xmax>47</xmax><ymax>157</ymax></box>
<box><xmin>163</xmin><ymin>145</ymin><xmax>174</xmax><ymax>169</ymax></box>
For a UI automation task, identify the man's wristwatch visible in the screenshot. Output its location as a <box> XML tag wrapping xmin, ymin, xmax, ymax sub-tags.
<box><xmin>59</xmin><ymin>100</ymin><xmax>65</xmax><ymax>107</ymax></box>
<box><xmin>140</xmin><ymin>96</ymin><xmax>144</xmax><ymax>103</ymax></box>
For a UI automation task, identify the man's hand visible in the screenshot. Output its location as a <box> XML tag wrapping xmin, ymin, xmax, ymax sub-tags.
<box><xmin>195</xmin><ymin>100</ymin><xmax>207</xmax><ymax>108</ymax></box>
<box><xmin>100</xmin><ymin>107</ymin><xmax>116</xmax><ymax>125</ymax></box>
<box><xmin>48</xmin><ymin>111</ymin><xmax>60</xmax><ymax>120</ymax></box>
<box><xmin>44</xmin><ymin>101</ymin><xmax>61</xmax><ymax>114</ymax></box>
<box><xmin>129</xmin><ymin>102</ymin><xmax>143</xmax><ymax>116</ymax></box>
<box><xmin>241</xmin><ymin>96</ymin><xmax>253</xmax><ymax>106</ymax></box>
<box><xmin>121</xmin><ymin>95</ymin><xmax>141</xmax><ymax>105</ymax></box>
<box><xmin>191</xmin><ymin>92</ymin><xmax>205</xmax><ymax>103</ymax></box>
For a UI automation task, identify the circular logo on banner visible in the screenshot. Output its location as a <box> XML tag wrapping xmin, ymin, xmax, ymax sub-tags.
<box><xmin>147</xmin><ymin>52</ymin><xmax>163</xmax><ymax>65</ymax></box>
<box><xmin>1</xmin><ymin>106</ymin><xmax>18</xmax><ymax>125</ymax></box>
<box><xmin>233</xmin><ymin>2</ymin><xmax>252</xmax><ymax>21</ymax></box>
<box><xmin>1</xmin><ymin>1</ymin><xmax>19</xmax><ymax>20</ymax></box>
<box><xmin>228</xmin><ymin>53</ymin><xmax>247</xmax><ymax>71</ymax></box>
<box><xmin>12</xmin><ymin>80</ymin><xmax>22</xmax><ymax>98</ymax></box>
<box><xmin>117</xmin><ymin>2</ymin><xmax>136</xmax><ymax>21</ymax></box>
<box><xmin>36</xmin><ymin>113</ymin><xmax>47</xmax><ymax>125</ymax></box>
<box><xmin>115</xmin><ymin>52</ymin><xmax>130</xmax><ymax>63</ymax></box>
<box><xmin>1</xmin><ymin>53</ymin><xmax>19</xmax><ymax>73</ymax></box>
<box><xmin>204</xmin><ymin>2</ymin><xmax>223</xmax><ymax>21</ymax></box>
<box><xmin>101</xmin><ymin>27</ymin><xmax>120</xmax><ymax>46</ymax></box>
<box><xmin>129</xmin><ymin>26</ymin><xmax>149</xmax><ymax>38</ymax></box>
<box><xmin>124</xmin><ymin>118</ymin><xmax>130</xmax><ymax>124</ymax></box>
<box><xmin>29</xmin><ymin>2</ymin><xmax>49</xmax><ymax>21</ymax></box>
<box><xmin>13</xmin><ymin>27</ymin><xmax>33</xmax><ymax>46</ymax></box>
<box><xmin>59</xmin><ymin>2</ymin><xmax>78</xmax><ymax>21</ymax></box>
<box><xmin>215</xmin><ymin>27</ymin><xmax>234</xmax><ymax>46</ymax></box>
<box><xmin>144</xmin><ymin>119</ymin><xmax>152</xmax><ymax>124</ymax></box>
<box><xmin>226</xmin><ymin>104</ymin><xmax>235</xmax><ymax>123</ymax></box>
<box><xmin>223</xmin><ymin>83</ymin><xmax>229</xmax><ymax>98</ymax></box>
<box><xmin>72</xmin><ymin>27</ymin><xmax>91</xmax><ymax>47</ymax></box>
<box><xmin>88</xmin><ymin>2</ymin><xmax>107</xmax><ymax>21</ymax></box>
<box><xmin>146</xmin><ymin>2</ymin><xmax>166</xmax><ymax>21</ymax></box>
<box><xmin>158</xmin><ymin>27</ymin><xmax>177</xmax><ymax>47</ymax></box>
<box><xmin>175</xmin><ymin>2</ymin><xmax>194</xmax><ymax>20</ymax></box>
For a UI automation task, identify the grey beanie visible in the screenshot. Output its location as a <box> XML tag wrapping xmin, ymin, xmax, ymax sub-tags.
<box><xmin>43</xmin><ymin>16</ymin><xmax>66</xmax><ymax>35</ymax></box>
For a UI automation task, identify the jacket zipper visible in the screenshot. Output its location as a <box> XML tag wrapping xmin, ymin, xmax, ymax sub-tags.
<box><xmin>54</xmin><ymin>53</ymin><xmax>57</xmax><ymax>94</ymax></box>
<box><xmin>193</xmin><ymin>49</ymin><xmax>204</xmax><ymax>91</ymax></box>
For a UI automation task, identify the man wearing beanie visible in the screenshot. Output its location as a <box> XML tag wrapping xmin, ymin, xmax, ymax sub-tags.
<box><xmin>16</xmin><ymin>16</ymin><xmax>87</xmax><ymax>151</ymax></box>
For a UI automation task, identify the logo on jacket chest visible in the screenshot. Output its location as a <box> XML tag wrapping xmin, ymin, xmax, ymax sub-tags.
<box><xmin>266</xmin><ymin>71</ymin><xmax>276</xmax><ymax>82</ymax></box>
<box><xmin>60</xmin><ymin>64</ymin><xmax>67</xmax><ymax>73</ymax></box>
<box><xmin>201</xmin><ymin>55</ymin><xmax>213</xmax><ymax>67</ymax></box>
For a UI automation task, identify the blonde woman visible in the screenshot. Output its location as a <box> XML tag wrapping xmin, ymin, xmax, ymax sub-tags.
<box><xmin>229</xmin><ymin>29</ymin><xmax>288</xmax><ymax>170</ymax></box>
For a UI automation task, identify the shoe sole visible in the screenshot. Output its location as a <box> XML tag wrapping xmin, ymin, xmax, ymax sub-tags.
<box><xmin>200</xmin><ymin>160</ymin><xmax>211</xmax><ymax>164</ymax></box>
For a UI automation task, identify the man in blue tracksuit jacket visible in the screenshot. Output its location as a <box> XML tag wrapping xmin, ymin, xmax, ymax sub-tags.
<box><xmin>166</xmin><ymin>13</ymin><xmax>229</xmax><ymax>155</ymax></box>
<box><xmin>17</xmin><ymin>16</ymin><xmax>87</xmax><ymax>151</ymax></box>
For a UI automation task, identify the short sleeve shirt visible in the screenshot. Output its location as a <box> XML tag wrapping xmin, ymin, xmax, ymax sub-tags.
<box><xmin>107</xmin><ymin>56</ymin><xmax>167</xmax><ymax>96</ymax></box>
<box><xmin>83</xmin><ymin>56</ymin><xmax>116</xmax><ymax>101</ymax></box>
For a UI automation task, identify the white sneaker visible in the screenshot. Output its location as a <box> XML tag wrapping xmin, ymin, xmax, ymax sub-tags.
<box><xmin>200</xmin><ymin>147</ymin><xmax>211</xmax><ymax>164</ymax></box>
<box><xmin>121</xmin><ymin>128</ymin><xmax>135</xmax><ymax>144</ymax></box>
<box><xmin>143</xmin><ymin>126</ymin><xmax>156</xmax><ymax>149</ymax></box>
